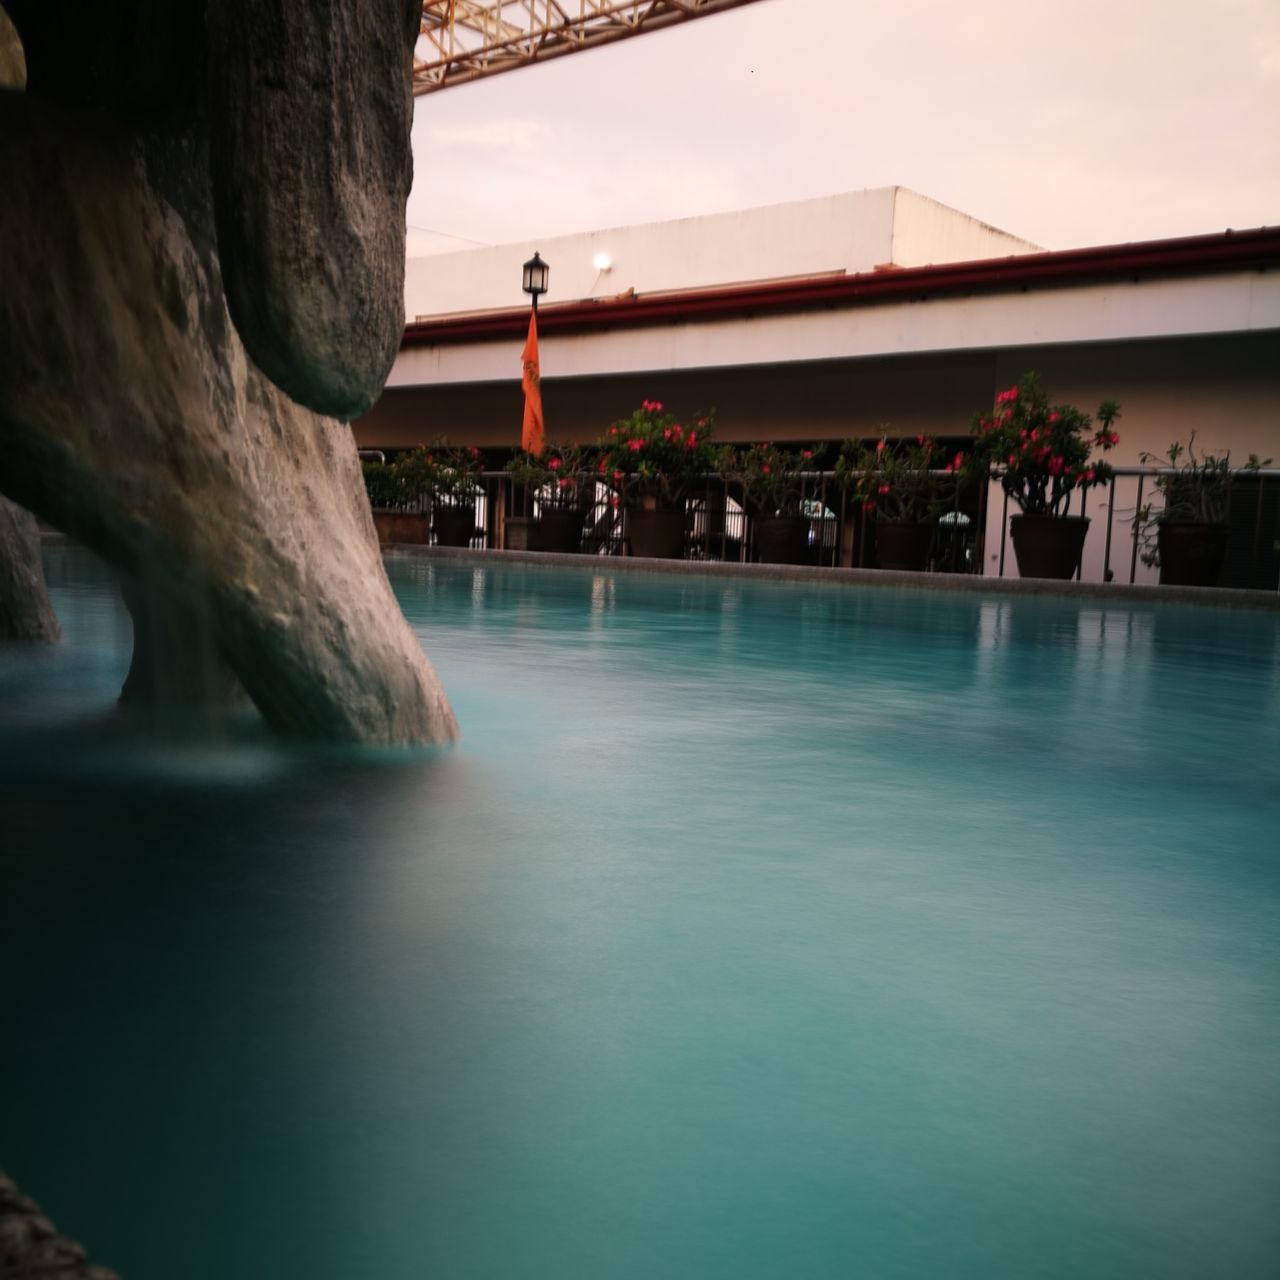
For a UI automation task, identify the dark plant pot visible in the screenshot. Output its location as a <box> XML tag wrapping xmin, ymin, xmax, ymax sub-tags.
<box><xmin>539</xmin><ymin>507</ymin><xmax>588</xmax><ymax>554</ymax></box>
<box><xmin>372</xmin><ymin>510</ymin><xmax>431</xmax><ymax>545</ymax></box>
<box><xmin>1009</xmin><ymin>514</ymin><xmax>1089</xmax><ymax>580</ymax></box>
<box><xmin>433</xmin><ymin>503</ymin><xmax>478</xmax><ymax>548</ymax></box>
<box><xmin>753</xmin><ymin>515</ymin><xmax>809</xmax><ymax>565</ymax></box>
<box><xmin>874</xmin><ymin>521</ymin><xmax>933</xmax><ymax>571</ymax></box>
<box><xmin>504</xmin><ymin>516</ymin><xmax>540</xmax><ymax>551</ymax></box>
<box><xmin>1157</xmin><ymin>522</ymin><xmax>1229</xmax><ymax>586</ymax></box>
<box><xmin>627</xmin><ymin>506</ymin><xmax>686</xmax><ymax>559</ymax></box>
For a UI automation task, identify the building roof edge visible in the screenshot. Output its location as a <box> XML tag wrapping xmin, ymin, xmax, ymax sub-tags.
<box><xmin>400</xmin><ymin>226</ymin><xmax>1280</xmax><ymax>349</ymax></box>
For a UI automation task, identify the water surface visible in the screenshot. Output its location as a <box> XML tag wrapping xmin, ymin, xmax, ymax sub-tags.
<box><xmin>3</xmin><ymin>546</ymin><xmax>1278</xmax><ymax>1278</ymax></box>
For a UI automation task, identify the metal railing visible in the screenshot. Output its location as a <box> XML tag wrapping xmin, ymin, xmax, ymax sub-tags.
<box><xmin>374</xmin><ymin>465</ymin><xmax>1280</xmax><ymax>591</ymax></box>
<box><xmin>987</xmin><ymin>466</ymin><xmax>1280</xmax><ymax>589</ymax></box>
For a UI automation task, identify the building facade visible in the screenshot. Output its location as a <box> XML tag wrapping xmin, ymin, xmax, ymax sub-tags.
<box><xmin>356</xmin><ymin>189</ymin><xmax>1280</xmax><ymax>584</ymax></box>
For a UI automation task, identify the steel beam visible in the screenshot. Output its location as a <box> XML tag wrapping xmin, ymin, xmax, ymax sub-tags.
<box><xmin>415</xmin><ymin>0</ymin><xmax>768</xmax><ymax>94</ymax></box>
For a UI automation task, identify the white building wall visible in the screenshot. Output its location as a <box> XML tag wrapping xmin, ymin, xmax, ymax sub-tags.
<box><xmin>890</xmin><ymin>188</ymin><xmax>1041</xmax><ymax>266</ymax></box>
<box><xmin>402</xmin><ymin>187</ymin><xmax>1037</xmax><ymax>321</ymax></box>
<box><xmin>390</xmin><ymin>270</ymin><xmax>1280</xmax><ymax>395</ymax></box>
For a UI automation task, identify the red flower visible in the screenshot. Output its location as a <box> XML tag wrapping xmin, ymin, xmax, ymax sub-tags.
<box><xmin>548</xmin><ymin>456</ymin><xmax>561</xmax><ymax>471</ymax></box>
<box><xmin>628</xmin><ymin>439</ymin><xmax>643</xmax><ymax>452</ymax></box>
<box><xmin>864</xmin><ymin>499</ymin><xmax>877</xmax><ymax>511</ymax></box>
<box><xmin>613</xmin><ymin>470</ymin><xmax>624</xmax><ymax>482</ymax></box>
<box><xmin>761</xmin><ymin>464</ymin><xmax>771</xmax><ymax>474</ymax></box>
<box><xmin>876</xmin><ymin>439</ymin><xmax>886</xmax><ymax>453</ymax></box>
<box><xmin>878</xmin><ymin>483</ymin><xmax>890</xmax><ymax>494</ymax></box>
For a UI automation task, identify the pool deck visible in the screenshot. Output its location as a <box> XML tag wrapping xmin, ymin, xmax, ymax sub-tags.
<box><xmin>385</xmin><ymin>544</ymin><xmax>1280</xmax><ymax>613</ymax></box>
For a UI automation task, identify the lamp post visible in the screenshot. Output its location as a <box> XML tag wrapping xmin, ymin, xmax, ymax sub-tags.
<box><xmin>521</xmin><ymin>251</ymin><xmax>549</xmax><ymax>312</ymax></box>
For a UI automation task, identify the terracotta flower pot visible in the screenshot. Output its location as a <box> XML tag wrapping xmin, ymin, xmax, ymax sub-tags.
<box><xmin>874</xmin><ymin>521</ymin><xmax>933</xmax><ymax>571</ymax></box>
<box><xmin>371</xmin><ymin>510</ymin><xmax>430</xmax><ymax>545</ymax></box>
<box><xmin>1009</xmin><ymin>514</ymin><xmax>1089</xmax><ymax>580</ymax></box>
<box><xmin>627</xmin><ymin>506</ymin><xmax>686</xmax><ymax>559</ymax></box>
<box><xmin>504</xmin><ymin>515</ymin><xmax>540</xmax><ymax>551</ymax></box>
<box><xmin>1156</xmin><ymin>522</ymin><xmax>1230</xmax><ymax>586</ymax></box>
<box><xmin>539</xmin><ymin>507</ymin><xmax>588</xmax><ymax>554</ymax></box>
<box><xmin>433</xmin><ymin>503</ymin><xmax>478</xmax><ymax>548</ymax></box>
<box><xmin>753</xmin><ymin>515</ymin><xmax>809</xmax><ymax>565</ymax></box>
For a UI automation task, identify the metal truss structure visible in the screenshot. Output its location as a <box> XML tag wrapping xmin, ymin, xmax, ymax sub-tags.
<box><xmin>415</xmin><ymin>0</ymin><xmax>768</xmax><ymax>95</ymax></box>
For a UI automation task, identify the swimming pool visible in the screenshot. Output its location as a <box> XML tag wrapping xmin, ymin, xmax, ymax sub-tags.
<box><xmin>3</xmin><ymin>544</ymin><xmax>1278</xmax><ymax>1278</ymax></box>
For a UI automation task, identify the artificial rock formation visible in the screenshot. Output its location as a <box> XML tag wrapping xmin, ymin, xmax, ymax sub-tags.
<box><xmin>0</xmin><ymin>498</ymin><xmax>60</xmax><ymax>643</ymax></box>
<box><xmin>0</xmin><ymin>1172</ymin><xmax>118</xmax><ymax>1279</ymax></box>
<box><xmin>0</xmin><ymin>2</ymin><xmax>459</xmax><ymax>743</ymax></box>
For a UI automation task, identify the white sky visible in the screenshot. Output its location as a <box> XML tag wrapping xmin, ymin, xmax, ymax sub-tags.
<box><xmin>405</xmin><ymin>0</ymin><xmax>1280</xmax><ymax>258</ymax></box>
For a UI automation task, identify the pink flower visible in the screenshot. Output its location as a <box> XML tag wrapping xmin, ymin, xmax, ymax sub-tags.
<box><xmin>1084</xmin><ymin>469</ymin><xmax>1096</xmax><ymax>482</ymax></box>
<box><xmin>598</xmin><ymin>458</ymin><xmax>607</xmax><ymax>474</ymax></box>
<box><xmin>876</xmin><ymin>439</ymin><xmax>886</xmax><ymax>453</ymax></box>
<box><xmin>802</xmin><ymin>450</ymin><xmax>813</xmax><ymax>460</ymax></box>
<box><xmin>878</xmin><ymin>483</ymin><xmax>890</xmax><ymax>494</ymax></box>
<box><xmin>1048</xmin><ymin>456</ymin><xmax>1064</xmax><ymax>476</ymax></box>
<box><xmin>628</xmin><ymin>439</ymin><xmax>643</xmax><ymax>452</ymax></box>
<box><xmin>613</xmin><ymin>470</ymin><xmax>624</xmax><ymax>482</ymax></box>
<box><xmin>662</xmin><ymin>428</ymin><xmax>672</xmax><ymax>440</ymax></box>
<box><xmin>864</xmin><ymin>499</ymin><xmax>877</xmax><ymax>512</ymax></box>
<box><xmin>1048</xmin><ymin>411</ymin><xmax>1060</xmax><ymax>424</ymax></box>
<box><xmin>761</xmin><ymin>464</ymin><xmax>771</xmax><ymax>474</ymax></box>
<box><xmin>548</xmin><ymin>456</ymin><xmax>561</xmax><ymax>470</ymax></box>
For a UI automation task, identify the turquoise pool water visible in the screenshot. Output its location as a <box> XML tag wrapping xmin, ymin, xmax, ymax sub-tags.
<box><xmin>3</xmin><ymin>544</ymin><xmax>1279</xmax><ymax>1279</ymax></box>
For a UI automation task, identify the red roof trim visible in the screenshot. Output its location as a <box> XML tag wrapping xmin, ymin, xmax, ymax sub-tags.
<box><xmin>400</xmin><ymin>227</ymin><xmax>1280</xmax><ymax>348</ymax></box>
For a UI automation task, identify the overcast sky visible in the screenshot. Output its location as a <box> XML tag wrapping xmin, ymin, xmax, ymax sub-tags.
<box><xmin>405</xmin><ymin>0</ymin><xmax>1279</xmax><ymax>259</ymax></box>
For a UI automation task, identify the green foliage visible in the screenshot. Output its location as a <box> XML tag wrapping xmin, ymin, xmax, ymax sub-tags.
<box><xmin>835</xmin><ymin>431</ymin><xmax>950</xmax><ymax>523</ymax></box>
<box><xmin>362</xmin><ymin>459</ymin><xmax>412</xmax><ymax>510</ymax></box>
<box><xmin>729</xmin><ymin>442</ymin><xmax>823</xmax><ymax>517</ymax></box>
<box><xmin>387</xmin><ymin>439</ymin><xmax>484</xmax><ymax>507</ymax></box>
<box><xmin>967</xmin><ymin>372</ymin><xmax>1120</xmax><ymax>516</ymax></box>
<box><xmin>597</xmin><ymin>400</ymin><xmax>717</xmax><ymax>507</ymax></box>
<box><xmin>1132</xmin><ymin>431</ymin><xmax>1271</xmax><ymax>566</ymax></box>
<box><xmin>506</xmin><ymin>442</ymin><xmax>597</xmax><ymax>511</ymax></box>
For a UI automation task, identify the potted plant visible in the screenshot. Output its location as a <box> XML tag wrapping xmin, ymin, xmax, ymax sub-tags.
<box><xmin>362</xmin><ymin>454</ymin><xmax>431</xmax><ymax>543</ymax></box>
<box><xmin>597</xmin><ymin>400</ymin><xmax>716</xmax><ymax>558</ymax></box>
<box><xmin>1133</xmin><ymin>434</ymin><xmax>1269</xmax><ymax>585</ymax></box>
<box><xmin>730</xmin><ymin>443</ymin><xmax>823</xmax><ymax>564</ymax></box>
<box><xmin>395</xmin><ymin>440</ymin><xmax>485</xmax><ymax>547</ymax></box>
<box><xmin>505</xmin><ymin>442</ymin><xmax>597</xmax><ymax>553</ymax></box>
<box><xmin>968</xmin><ymin>373</ymin><xmax>1120</xmax><ymax>579</ymax></box>
<box><xmin>835</xmin><ymin>432</ymin><xmax>950</xmax><ymax>571</ymax></box>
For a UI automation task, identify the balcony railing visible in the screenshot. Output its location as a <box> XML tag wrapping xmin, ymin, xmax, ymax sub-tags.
<box><xmin>372</xmin><ymin>465</ymin><xmax>1280</xmax><ymax>592</ymax></box>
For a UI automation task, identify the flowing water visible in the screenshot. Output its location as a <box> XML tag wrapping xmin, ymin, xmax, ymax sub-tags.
<box><xmin>3</xmin><ymin>544</ymin><xmax>1278</xmax><ymax>1279</ymax></box>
